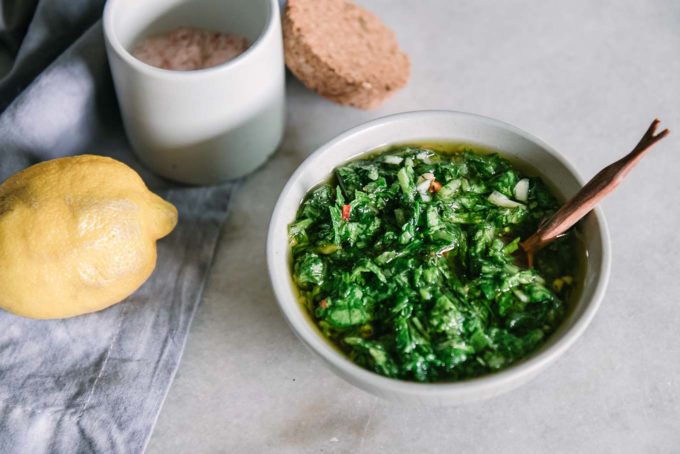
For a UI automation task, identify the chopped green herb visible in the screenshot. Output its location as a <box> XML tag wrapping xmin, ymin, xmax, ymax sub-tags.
<box><xmin>289</xmin><ymin>145</ymin><xmax>580</xmax><ymax>382</ymax></box>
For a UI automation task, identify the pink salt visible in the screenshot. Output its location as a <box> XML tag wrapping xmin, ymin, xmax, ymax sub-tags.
<box><xmin>132</xmin><ymin>27</ymin><xmax>250</xmax><ymax>71</ymax></box>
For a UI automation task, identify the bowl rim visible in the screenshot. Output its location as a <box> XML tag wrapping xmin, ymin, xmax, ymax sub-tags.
<box><xmin>103</xmin><ymin>0</ymin><xmax>278</xmax><ymax>79</ymax></box>
<box><xmin>267</xmin><ymin>110</ymin><xmax>611</xmax><ymax>399</ymax></box>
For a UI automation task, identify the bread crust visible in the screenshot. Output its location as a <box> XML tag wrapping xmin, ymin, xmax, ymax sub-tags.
<box><xmin>283</xmin><ymin>0</ymin><xmax>410</xmax><ymax>109</ymax></box>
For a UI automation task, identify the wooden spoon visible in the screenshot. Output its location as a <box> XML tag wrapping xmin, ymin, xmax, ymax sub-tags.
<box><xmin>521</xmin><ymin>119</ymin><xmax>670</xmax><ymax>267</ymax></box>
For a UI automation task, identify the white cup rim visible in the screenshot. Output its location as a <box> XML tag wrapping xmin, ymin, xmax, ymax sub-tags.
<box><xmin>103</xmin><ymin>0</ymin><xmax>278</xmax><ymax>79</ymax></box>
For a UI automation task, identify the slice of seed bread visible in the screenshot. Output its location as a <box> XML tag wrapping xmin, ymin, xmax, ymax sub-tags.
<box><xmin>283</xmin><ymin>0</ymin><xmax>410</xmax><ymax>110</ymax></box>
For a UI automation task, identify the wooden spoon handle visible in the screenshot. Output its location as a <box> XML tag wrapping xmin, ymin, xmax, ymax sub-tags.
<box><xmin>521</xmin><ymin>119</ymin><xmax>670</xmax><ymax>264</ymax></box>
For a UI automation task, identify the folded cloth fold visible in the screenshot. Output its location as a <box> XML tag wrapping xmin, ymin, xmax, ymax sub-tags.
<box><xmin>0</xmin><ymin>2</ymin><xmax>240</xmax><ymax>452</ymax></box>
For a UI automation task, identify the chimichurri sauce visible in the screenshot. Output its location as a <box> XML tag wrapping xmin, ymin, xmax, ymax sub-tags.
<box><xmin>288</xmin><ymin>145</ymin><xmax>581</xmax><ymax>382</ymax></box>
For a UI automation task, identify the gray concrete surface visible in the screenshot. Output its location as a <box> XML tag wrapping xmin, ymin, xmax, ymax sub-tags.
<box><xmin>147</xmin><ymin>0</ymin><xmax>680</xmax><ymax>452</ymax></box>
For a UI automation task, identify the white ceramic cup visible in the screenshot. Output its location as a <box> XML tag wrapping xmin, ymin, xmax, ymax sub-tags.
<box><xmin>103</xmin><ymin>0</ymin><xmax>285</xmax><ymax>185</ymax></box>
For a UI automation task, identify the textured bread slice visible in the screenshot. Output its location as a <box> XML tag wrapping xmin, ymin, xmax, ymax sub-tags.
<box><xmin>283</xmin><ymin>0</ymin><xmax>410</xmax><ymax>110</ymax></box>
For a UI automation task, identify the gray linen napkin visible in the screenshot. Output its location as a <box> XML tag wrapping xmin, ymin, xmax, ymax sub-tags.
<box><xmin>0</xmin><ymin>1</ymin><xmax>241</xmax><ymax>452</ymax></box>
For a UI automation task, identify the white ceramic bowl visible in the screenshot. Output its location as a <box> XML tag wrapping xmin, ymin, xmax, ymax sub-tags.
<box><xmin>267</xmin><ymin>110</ymin><xmax>611</xmax><ymax>405</ymax></box>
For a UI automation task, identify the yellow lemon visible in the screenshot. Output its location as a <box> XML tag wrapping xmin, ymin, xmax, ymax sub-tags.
<box><xmin>0</xmin><ymin>155</ymin><xmax>178</xmax><ymax>319</ymax></box>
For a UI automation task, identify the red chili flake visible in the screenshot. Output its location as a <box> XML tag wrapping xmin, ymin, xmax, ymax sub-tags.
<box><xmin>430</xmin><ymin>180</ymin><xmax>443</xmax><ymax>193</ymax></box>
<box><xmin>342</xmin><ymin>204</ymin><xmax>351</xmax><ymax>221</ymax></box>
<box><xmin>319</xmin><ymin>299</ymin><xmax>328</xmax><ymax>309</ymax></box>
